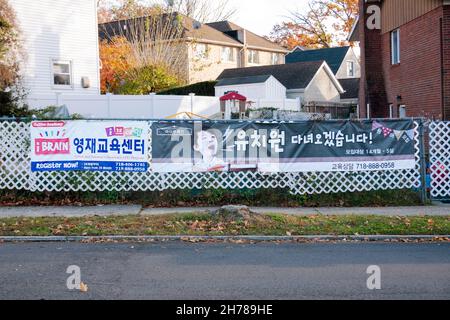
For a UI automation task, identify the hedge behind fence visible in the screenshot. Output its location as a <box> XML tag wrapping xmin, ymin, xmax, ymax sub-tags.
<box><xmin>157</xmin><ymin>81</ymin><xmax>217</xmax><ymax>96</ymax></box>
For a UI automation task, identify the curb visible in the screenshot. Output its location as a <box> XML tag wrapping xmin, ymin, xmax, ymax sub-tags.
<box><xmin>0</xmin><ymin>235</ymin><xmax>449</xmax><ymax>243</ymax></box>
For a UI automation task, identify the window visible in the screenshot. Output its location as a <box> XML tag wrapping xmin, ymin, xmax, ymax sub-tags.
<box><xmin>194</xmin><ymin>43</ymin><xmax>208</xmax><ymax>59</ymax></box>
<box><xmin>221</xmin><ymin>47</ymin><xmax>234</xmax><ymax>62</ymax></box>
<box><xmin>272</xmin><ymin>53</ymin><xmax>280</xmax><ymax>65</ymax></box>
<box><xmin>399</xmin><ymin>105</ymin><xmax>407</xmax><ymax>118</ymax></box>
<box><xmin>248</xmin><ymin>50</ymin><xmax>259</xmax><ymax>64</ymax></box>
<box><xmin>347</xmin><ymin>61</ymin><xmax>355</xmax><ymax>77</ymax></box>
<box><xmin>391</xmin><ymin>29</ymin><xmax>400</xmax><ymax>64</ymax></box>
<box><xmin>52</xmin><ymin>60</ymin><xmax>72</xmax><ymax>87</ymax></box>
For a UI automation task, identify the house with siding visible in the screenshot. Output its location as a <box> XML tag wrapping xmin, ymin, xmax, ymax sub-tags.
<box><xmin>286</xmin><ymin>46</ymin><xmax>361</xmax><ymax>105</ymax></box>
<box><xmin>353</xmin><ymin>0</ymin><xmax>450</xmax><ymax>120</ymax></box>
<box><xmin>10</xmin><ymin>0</ymin><xmax>101</xmax><ymax>98</ymax></box>
<box><xmin>286</xmin><ymin>46</ymin><xmax>361</xmax><ymax>80</ymax></box>
<box><xmin>99</xmin><ymin>14</ymin><xmax>289</xmax><ymax>85</ymax></box>
<box><xmin>216</xmin><ymin>61</ymin><xmax>344</xmax><ymax>103</ymax></box>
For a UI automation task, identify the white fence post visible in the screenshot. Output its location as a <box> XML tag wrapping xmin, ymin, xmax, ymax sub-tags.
<box><xmin>149</xmin><ymin>93</ymin><xmax>156</xmax><ymax>119</ymax></box>
<box><xmin>106</xmin><ymin>93</ymin><xmax>112</xmax><ymax>118</ymax></box>
<box><xmin>296</xmin><ymin>97</ymin><xmax>302</xmax><ymax>112</ymax></box>
<box><xmin>189</xmin><ymin>93</ymin><xmax>195</xmax><ymax>114</ymax></box>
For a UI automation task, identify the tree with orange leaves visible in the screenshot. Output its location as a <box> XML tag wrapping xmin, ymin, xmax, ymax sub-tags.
<box><xmin>99</xmin><ymin>37</ymin><xmax>134</xmax><ymax>93</ymax></box>
<box><xmin>268</xmin><ymin>0</ymin><xmax>358</xmax><ymax>50</ymax></box>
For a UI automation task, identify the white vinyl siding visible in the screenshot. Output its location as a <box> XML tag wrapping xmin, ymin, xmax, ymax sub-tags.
<box><xmin>10</xmin><ymin>0</ymin><xmax>100</xmax><ymax>95</ymax></box>
<box><xmin>335</xmin><ymin>47</ymin><xmax>361</xmax><ymax>79</ymax></box>
<box><xmin>301</xmin><ymin>67</ymin><xmax>341</xmax><ymax>103</ymax></box>
<box><xmin>215</xmin><ymin>76</ymin><xmax>286</xmax><ymax>100</ymax></box>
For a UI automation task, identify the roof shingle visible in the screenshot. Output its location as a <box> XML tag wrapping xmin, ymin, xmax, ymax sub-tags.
<box><xmin>339</xmin><ymin>78</ymin><xmax>360</xmax><ymax>99</ymax></box>
<box><xmin>206</xmin><ymin>21</ymin><xmax>288</xmax><ymax>52</ymax></box>
<box><xmin>217</xmin><ymin>61</ymin><xmax>325</xmax><ymax>90</ymax></box>
<box><xmin>216</xmin><ymin>75</ymin><xmax>272</xmax><ymax>87</ymax></box>
<box><xmin>286</xmin><ymin>46</ymin><xmax>350</xmax><ymax>74</ymax></box>
<box><xmin>99</xmin><ymin>14</ymin><xmax>242</xmax><ymax>46</ymax></box>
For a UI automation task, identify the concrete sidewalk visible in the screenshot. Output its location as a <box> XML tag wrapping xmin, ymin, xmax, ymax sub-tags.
<box><xmin>0</xmin><ymin>203</ymin><xmax>448</xmax><ymax>218</ymax></box>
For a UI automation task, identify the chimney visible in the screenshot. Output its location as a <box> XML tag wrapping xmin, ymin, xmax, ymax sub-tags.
<box><xmin>237</xmin><ymin>29</ymin><xmax>248</xmax><ymax>68</ymax></box>
<box><xmin>358</xmin><ymin>0</ymin><xmax>388</xmax><ymax>118</ymax></box>
<box><xmin>237</xmin><ymin>29</ymin><xmax>247</xmax><ymax>44</ymax></box>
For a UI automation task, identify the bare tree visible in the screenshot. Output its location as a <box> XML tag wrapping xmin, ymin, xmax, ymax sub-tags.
<box><xmin>98</xmin><ymin>0</ymin><xmax>236</xmax><ymax>23</ymax></box>
<box><xmin>98</xmin><ymin>0</ymin><xmax>236</xmax><ymax>90</ymax></box>
<box><xmin>166</xmin><ymin>0</ymin><xmax>236</xmax><ymax>23</ymax></box>
<box><xmin>99</xmin><ymin>5</ymin><xmax>191</xmax><ymax>85</ymax></box>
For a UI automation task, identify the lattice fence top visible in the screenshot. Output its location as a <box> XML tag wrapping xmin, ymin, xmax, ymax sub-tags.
<box><xmin>0</xmin><ymin>120</ymin><xmax>422</xmax><ymax>195</ymax></box>
<box><xmin>429</xmin><ymin>122</ymin><xmax>450</xmax><ymax>199</ymax></box>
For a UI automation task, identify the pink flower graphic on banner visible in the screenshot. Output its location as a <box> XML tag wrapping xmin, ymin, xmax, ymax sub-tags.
<box><xmin>382</xmin><ymin>127</ymin><xmax>393</xmax><ymax>137</ymax></box>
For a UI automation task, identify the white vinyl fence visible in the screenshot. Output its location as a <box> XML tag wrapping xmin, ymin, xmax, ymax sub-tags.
<box><xmin>0</xmin><ymin>119</ymin><xmax>423</xmax><ymax>195</ymax></box>
<box><xmin>27</xmin><ymin>93</ymin><xmax>220</xmax><ymax>119</ymax></box>
<box><xmin>26</xmin><ymin>94</ymin><xmax>301</xmax><ymax>119</ymax></box>
<box><xmin>429</xmin><ymin>121</ymin><xmax>450</xmax><ymax>199</ymax></box>
<box><xmin>247</xmin><ymin>98</ymin><xmax>301</xmax><ymax>111</ymax></box>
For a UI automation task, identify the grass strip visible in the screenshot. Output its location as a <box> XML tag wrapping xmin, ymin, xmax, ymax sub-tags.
<box><xmin>0</xmin><ymin>213</ymin><xmax>449</xmax><ymax>237</ymax></box>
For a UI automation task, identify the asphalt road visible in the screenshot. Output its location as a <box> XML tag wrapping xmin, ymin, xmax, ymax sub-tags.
<box><xmin>0</xmin><ymin>242</ymin><xmax>449</xmax><ymax>300</ymax></box>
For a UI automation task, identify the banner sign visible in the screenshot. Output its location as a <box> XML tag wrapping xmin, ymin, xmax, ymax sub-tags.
<box><xmin>31</xmin><ymin>121</ymin><xmax>149</xmax><ymax>172</ymax></box>
<box><xmin>152</xmin><ymin>120</ymin><xmax>416</xmax><ymax>173</ymax></box>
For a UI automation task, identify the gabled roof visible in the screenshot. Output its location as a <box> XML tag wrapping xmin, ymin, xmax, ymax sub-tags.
<box><xmin>290</xmin><ymin>46</ymin><xmax>308</xmax><ymax>53</ymax></box>
<box><xmin>339</xmin><ymin>78</ymin><xmax>360</xmax><ymax>100</ymax></box>
<box><xmin>217</xmin><ymin>61</ymin><xmax>344</xmax><ymax>93</ymax></box>
<box><xmin>206</xmin><ymin>21</ymin><xmax>288</xmax><ymax>53</ymax></box>
<box><xmin>99</xmin><ymin>13</ymin><xmax>242</xmax><ymax>47</ymax></box>
<box><xmin>286</xmin><ymin>46</ymin><xmax>351</xmax><ymax>74</ymax></box>
<box><xmin>348</xmin><ymin>17</ymin><xmax>360</xmax><ymax>42</ymax></box>
<box><xmin>216</xmin><ymin>75</ymin><xmax>273</xmax><ymax>87</ymax></box>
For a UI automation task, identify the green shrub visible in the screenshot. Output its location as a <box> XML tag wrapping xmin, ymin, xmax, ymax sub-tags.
<box><xmin>157</xmin><ymin>81</ymin><xmax>217</xmax><ymax>96</ymax></box>
<box><xmin>117</xmin><ymin>65</ymin><xmax>180</xmax><ymax>95</ymax></box>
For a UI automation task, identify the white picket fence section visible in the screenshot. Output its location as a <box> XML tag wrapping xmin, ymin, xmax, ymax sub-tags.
<box><xmin>26</xmin><ymin>94</ymin><xmax>301</xmax><ymax>119</ymax></box>
<box><xmin>429</xmin><ymin>121</ymin><xmax>450</xmax><ymax>199</ymax></box>
<box><xmin>0</xmin><ymin>120</ymin><xmax>422</xmax><ymax>195</ymax></box>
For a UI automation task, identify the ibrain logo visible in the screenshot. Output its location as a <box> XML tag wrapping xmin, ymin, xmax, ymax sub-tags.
<box><xmin>33</xmin><ymin>121</ymin><xmax>70</xmax><ymax>156</ymax></box>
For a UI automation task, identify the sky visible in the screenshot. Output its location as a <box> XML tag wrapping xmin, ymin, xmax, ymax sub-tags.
<box><xmin>226</xmin><ymin>0</ymin><xmax>308</xmax><ymax>37</ymax></box>
<box><xmin>104</xmin><ymin>0</ymin><xmax>308</xmax><ymax>37</ymax></box>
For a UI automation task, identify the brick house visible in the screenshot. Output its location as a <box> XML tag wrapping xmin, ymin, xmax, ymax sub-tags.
<box><xmin>352</xmin><ymin>0</ymin><xmax>450</xmax><ymax>120</ymax></box>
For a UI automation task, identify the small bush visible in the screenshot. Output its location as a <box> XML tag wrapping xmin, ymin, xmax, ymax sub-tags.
<box><xmin>117</xmin><ymin>65</ymin><xmax>180</xmax><ymax>95</ymax></box>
